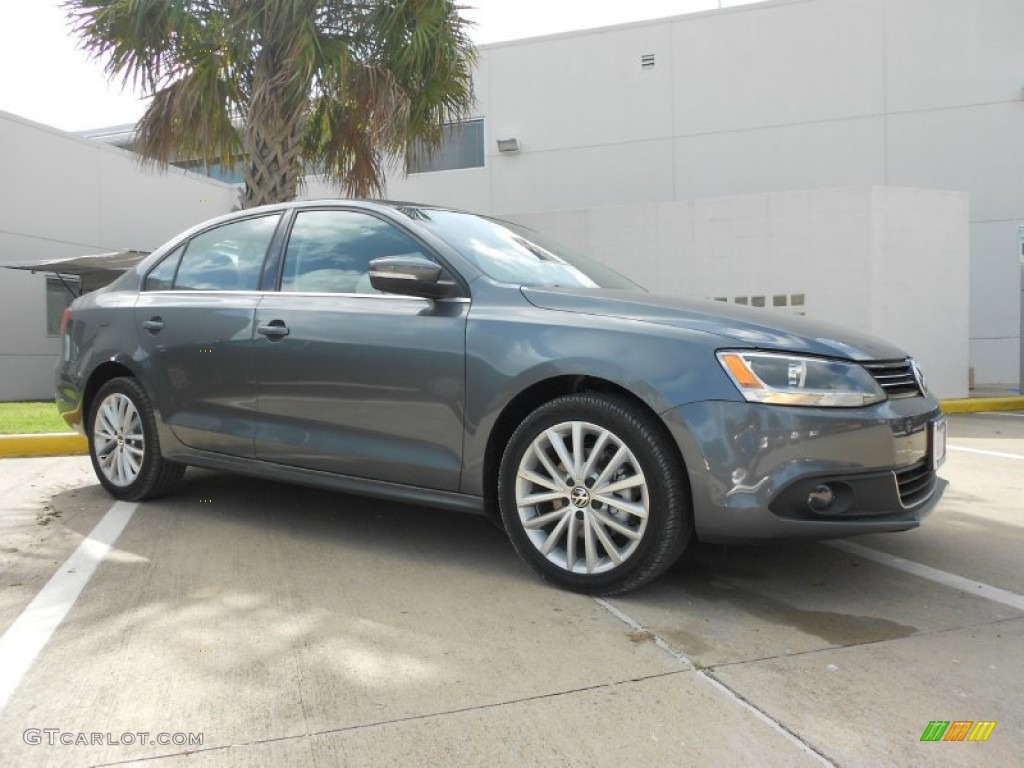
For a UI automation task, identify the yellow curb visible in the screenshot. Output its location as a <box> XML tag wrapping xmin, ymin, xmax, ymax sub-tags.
<box><xmin>0</xmin><ymin>433</ymin><xmax>88</xmax><ymax>457</ymax></box>
<box><xmin>941</xmin><ymin>396</ymin><xmax>1024</xmax><ymax>414</ymax></box>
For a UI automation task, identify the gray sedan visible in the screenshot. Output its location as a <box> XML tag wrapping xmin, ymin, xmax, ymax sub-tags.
<box><xmin>56</xmin><ymin>201</ymin><xmax>946</xmax><ymax>594</ymax></box>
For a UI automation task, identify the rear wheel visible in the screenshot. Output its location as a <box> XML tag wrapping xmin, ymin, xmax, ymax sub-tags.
<box><xmin>498</xmin><ymin>394</ymin><xmax>691</xmax><ymax>594</ymax></box>
<box><xmin>88</xmin><ymin>377</ymin><xmax>184</xmax><ymax>500</ymax></box>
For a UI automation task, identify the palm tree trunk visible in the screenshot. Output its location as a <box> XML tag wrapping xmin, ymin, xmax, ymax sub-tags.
<box><xmin>239</xmin><ymin>123</ymin><xmax>305</xmax><ymax>208</ymax></box>
<box><xmin>239</xmin><ymin>47</ymin><xmax>308</xmax><ymax>208</ymax></box>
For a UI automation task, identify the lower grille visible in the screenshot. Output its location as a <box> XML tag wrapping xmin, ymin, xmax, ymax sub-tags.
<box><xmin>862</xmin><ymin>359</ymin><xmax>922</xmax><ymax>398</ymax></box>
<box><xmin>895</xmin><ymin>460</ymin><xmax>936</xmax><ymax>507</ymax></box>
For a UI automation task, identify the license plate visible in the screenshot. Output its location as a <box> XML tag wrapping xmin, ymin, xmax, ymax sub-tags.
<box><xmin>930</xmin><ymin>417</ymin><xmax>947</xmax><ymax>470</ymax></box>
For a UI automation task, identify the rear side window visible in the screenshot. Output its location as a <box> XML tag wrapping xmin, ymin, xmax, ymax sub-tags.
<box><xmin>172</xmin><ymin>214</ymin><xmax>281</xmax><ymax>291</ymax></box>
<box><xmin>143</xmin><ymin>245</ymin><xmax>184</xmax><ymax>291</ymax></box>
<box><xmin>281</xmin><ymin>210</ymin><xmax>434</xmax><ymax>294</ymax></box>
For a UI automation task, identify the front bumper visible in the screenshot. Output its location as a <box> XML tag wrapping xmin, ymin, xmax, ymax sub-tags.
<box><xmin>664</xmin><ymin>396</ymin><xmax>946</xmax><ymax>543</ymax></box>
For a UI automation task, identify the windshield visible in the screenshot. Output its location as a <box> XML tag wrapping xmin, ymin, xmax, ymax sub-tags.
<box><xmin>396</xmin><ymin>207</ymin><xmax>644</xmax><ymax>291</ymax></box>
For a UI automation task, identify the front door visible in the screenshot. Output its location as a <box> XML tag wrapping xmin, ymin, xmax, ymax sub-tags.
<box><xmin>252</xmin><ymin>208</ymin><xmax>467</xmax><ymax>491</ymax></box>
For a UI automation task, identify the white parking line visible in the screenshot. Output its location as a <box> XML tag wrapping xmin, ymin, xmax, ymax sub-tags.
<box><xmin>0</xmin><ymin>501</ymin><xmax>137</xmax><ymax>712</ymax></box>
<box><xmin>827</xmin><ymin>541</ymin><xmax>1024</xmax><ymax>613</ymax></box>
<box><xmin>948</xmin><ymin>445</ymin><xmax>1024</xmax><ymax>461</ymax></box>
<box><xmin>594</xmin><ymin>597</ymin><xmax>835</xmax><ymax>767</ymax></box>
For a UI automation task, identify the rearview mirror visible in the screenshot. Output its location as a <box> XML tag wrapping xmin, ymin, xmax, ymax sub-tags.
<box><xmin>368</xmin><ymin>256</ymin><xmax>458</xmax><ymax>300</ymax></box>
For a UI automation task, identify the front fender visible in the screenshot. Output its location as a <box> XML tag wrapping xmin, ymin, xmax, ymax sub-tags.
<box><xmin>460</xmin><ymin>296</ymin><xmax>740</xmax><ymax>496</ymax></box>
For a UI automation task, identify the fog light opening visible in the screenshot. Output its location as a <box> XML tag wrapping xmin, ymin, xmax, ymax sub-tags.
<box><xmin>807</xmin><ymin>484</ymin><xmax>837</xmax><ymax>514</ymax></box>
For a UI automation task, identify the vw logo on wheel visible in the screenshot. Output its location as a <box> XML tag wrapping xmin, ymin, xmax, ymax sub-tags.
<box><xmin>570</xmin><ymin>486</ymin><xmax>591</xmax><ymax>508</ymax></box>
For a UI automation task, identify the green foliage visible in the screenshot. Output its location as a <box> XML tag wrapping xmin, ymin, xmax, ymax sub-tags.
<box><xmin>0</xmin><ymin>402</ymin><xmax>70</xmax><ymax>434</ymax></box>
<box><xmin>64</xmin><ymin>0</ymin><xmax>477</xmax><ymax>206</ymax></box>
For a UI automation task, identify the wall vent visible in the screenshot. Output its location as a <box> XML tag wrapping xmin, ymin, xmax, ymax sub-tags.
<box><xmin>711</xmin><ymin>294</ymin><xmax>808</xmax><ymax>316</ymax></box>
<box><xmin>641</xmin><ymin>54</ymin><xmax>656</xmax><ymax>69</ymax></box>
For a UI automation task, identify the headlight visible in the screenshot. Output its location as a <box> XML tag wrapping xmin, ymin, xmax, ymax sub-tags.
<box><xmin>717</xmin><ymin>351</ymin><xmax>886</xmax><ymax>407</ymax></box>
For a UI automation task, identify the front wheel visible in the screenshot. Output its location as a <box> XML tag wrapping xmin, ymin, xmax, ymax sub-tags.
<box><xmin>88</xmin><ymin>377</ymin><xmax>184</xmax><ymax>500</ymax></box>
<box><xmin>498</xmin><ymin>394</ymin><xmax>692</xmax><ymax>594</ymax></box>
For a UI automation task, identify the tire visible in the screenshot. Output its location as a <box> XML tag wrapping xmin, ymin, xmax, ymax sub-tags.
<box><xmin>498</xmin><ymin>393</ymin><xmax>692</xmax><ymax>595</ymax></box>
<box><xmin>87</xmin><ymin>377</ymin><xmax>185</xmax><ymax>500</ymax></box>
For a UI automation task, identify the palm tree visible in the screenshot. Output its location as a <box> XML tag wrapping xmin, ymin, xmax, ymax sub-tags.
<box><xmin>65</xmin><ymin>0</ymin><xmax>477</xmax><ymax>207</ymax></box>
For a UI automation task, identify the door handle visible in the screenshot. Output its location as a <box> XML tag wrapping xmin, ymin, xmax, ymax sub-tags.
<box><xmin>257</xmin><ymin>320</ymin><xmax>290</xmax><ymax>339</ymax></box>
<box><xmin>143</xmin><ymin>317</ymin><xmax>164</xmax><ymax>333</ymax></box>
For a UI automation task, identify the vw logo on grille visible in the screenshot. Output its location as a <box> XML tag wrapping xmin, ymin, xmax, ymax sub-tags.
<box><xmin>570</xmin><ymin>486</ymin><xmax>591</xmax><ymax>508</ymax></box>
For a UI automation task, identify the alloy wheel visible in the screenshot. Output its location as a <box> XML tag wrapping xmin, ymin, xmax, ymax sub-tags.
<box><xmin>514</xmin><ymin>420</ymin><xmax>649</xmax><ymax>575</ymax></box>
<box><xmin>93</xmin><ymin>392</ymin><xmax>145</xmax><ymax>487</ymax></box>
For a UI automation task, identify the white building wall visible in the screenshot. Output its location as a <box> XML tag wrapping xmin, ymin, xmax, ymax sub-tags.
<box><xmin>0</xmin><ymin>110</ymin><xmax>236</xmax><ymax>401</ymax></box>
<box><xmin>507</xmin><ymin>187</ymin><xmax>970</xmax><ymax>398</ymax></box>
<box><xmin>867</xmin><ymin>187</ymin><xmax>971</xmax><ymax>399</ymax></box>
<box><xmin>308</xmin><ymin>0</ymin><xmax>1022</xmax><ymax>386</ymax></box>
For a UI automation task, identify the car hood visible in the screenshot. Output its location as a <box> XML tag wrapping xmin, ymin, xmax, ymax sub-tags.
<box><xmin>521</xmin><ymin>287</ymin><xmax>908</xmax><ymax>361</ymax></box>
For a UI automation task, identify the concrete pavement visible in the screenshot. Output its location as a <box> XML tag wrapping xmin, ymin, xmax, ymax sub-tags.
<box><xmin>0</xmin><ymin>414</ymin><xmax>1021</xmax><ymax>766</ymax></box>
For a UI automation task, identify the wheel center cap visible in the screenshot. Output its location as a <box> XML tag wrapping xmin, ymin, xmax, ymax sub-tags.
<box><xmin>570</xmin><ymin>486</ymin><xmax>591</xmax><ymax>509</ymax></box>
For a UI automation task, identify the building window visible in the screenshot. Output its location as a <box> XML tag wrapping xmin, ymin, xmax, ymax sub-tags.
<box><xmin>408</xmin><ymin>119</ymin><xmax>485</xmax><ymax>174</ymax></box>
<box><xmin>46</xmin><ymin>275</ymin><xmax>80</xmax><ymax>335</ymax></box>
<box><xmin>172</xmin><ymin>156</ymin><xmax>247</xmax><ymax>184</ymax></box>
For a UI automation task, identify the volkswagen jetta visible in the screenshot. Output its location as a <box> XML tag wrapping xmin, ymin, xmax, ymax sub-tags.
<box><xmin>56</xmin><ymin>201</ymin><xmax>947</xmax><ymax>594</ymax></box>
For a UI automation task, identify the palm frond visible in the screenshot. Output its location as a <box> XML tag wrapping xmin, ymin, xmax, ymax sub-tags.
<box><xmin>66</xmin><ymin>0</ymin><xmax>477</xmax><ymax>205</ymax></box>
<box><xmin>135</xmin><ymin>70</ymin><xmax>240</xmax><ymax>168</ymax></box>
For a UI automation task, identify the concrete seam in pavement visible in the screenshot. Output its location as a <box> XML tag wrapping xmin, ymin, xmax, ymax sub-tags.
<box><xmin>594</xmin><ymin>598</ymin><xmax>836</xmax><ymax>767</ymax></box>
<box><xmin>85</xmin><ymin>671</ymin><xmax>689</xmax><ymax>767</ymax></box>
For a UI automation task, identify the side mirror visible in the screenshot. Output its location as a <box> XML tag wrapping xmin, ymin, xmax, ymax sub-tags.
<box><xmin>368</xmin><ymin>256</ymin><xmax>458</xmax><ymax>300</ymax></box>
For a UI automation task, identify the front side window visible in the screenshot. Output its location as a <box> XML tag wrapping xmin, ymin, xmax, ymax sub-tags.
<box><xmin>173</xmin><ymin>214</ymin><xmax>281</xmax><ymax>291</ymax></box>
<box><xmin>281</xmin><ymin>210</ymin><xmax>434</xmax><ymax>294</ymax></box>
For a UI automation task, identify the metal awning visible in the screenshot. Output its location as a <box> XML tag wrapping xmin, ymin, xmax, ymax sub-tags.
<box><xmin>3</xmin><ymin>250</ymin><xmax>150</xmax><ymax>293</ymax></box>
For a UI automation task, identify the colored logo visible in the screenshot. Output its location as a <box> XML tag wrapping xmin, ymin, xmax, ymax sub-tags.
<box><xmin>920</xmin><ymin>721</ymin><xmax>996</xmax><ymax>742</ymax></box>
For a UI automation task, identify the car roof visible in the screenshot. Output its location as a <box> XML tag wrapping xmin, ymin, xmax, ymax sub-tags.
<box><xmin>238</xmin><ymin>199</ymin><xmax>470</xmax><ymax>217</ymax></box>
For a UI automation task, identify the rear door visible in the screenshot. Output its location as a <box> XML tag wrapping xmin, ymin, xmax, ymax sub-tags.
<box><xmin>135</xmin><ymin>212</ymin><xmax>283</xmax><ymax>456</ymax></box>
<box><xmin>252</xmin><ymin>208</ymin><xmax>468</xmax><ymax>490</ymax></box>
